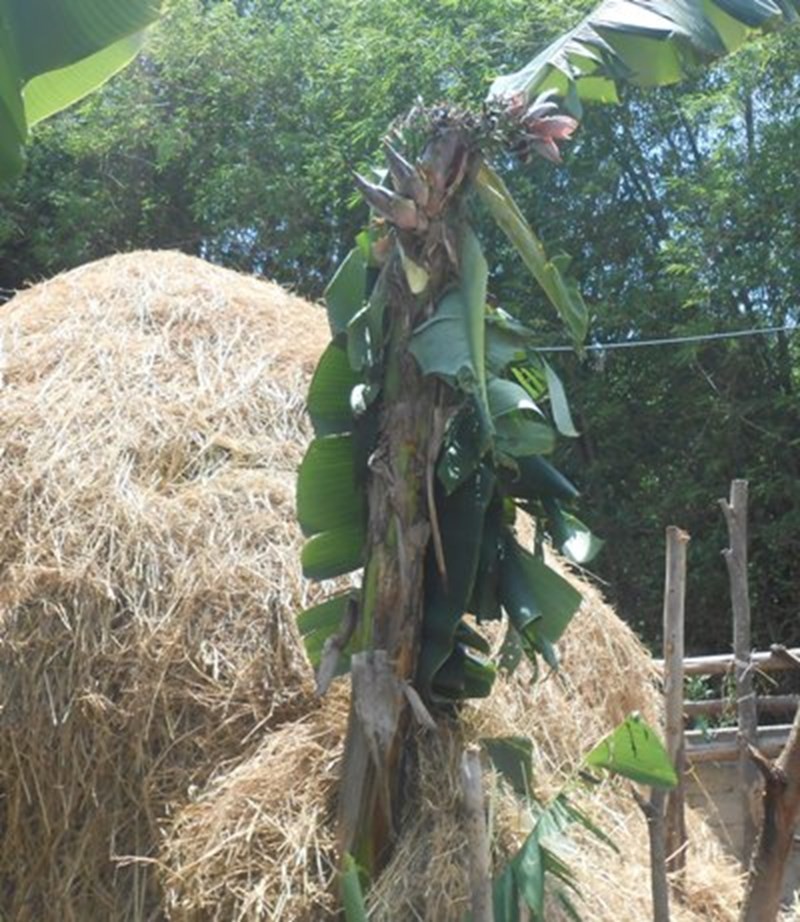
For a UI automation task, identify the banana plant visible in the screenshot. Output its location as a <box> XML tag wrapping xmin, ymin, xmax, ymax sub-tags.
<box><xmin>297</xmin><ymin>0</ymin><xmax>800</xmax><ymax>895</ymax></box>
<box><xmin>0</xmin><ymin>0</ymin><xmax>165</xmax><ymax>179</ymax></box>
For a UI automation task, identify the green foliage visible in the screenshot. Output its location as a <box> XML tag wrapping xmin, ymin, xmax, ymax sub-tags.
<box><xmin>307</xmin><ymin>341</ymin><xmax>363</xmax><ymax>437</ymax></box>
<box><xmin>297</xmin><ymin>593</ymin><xmax>357</xmax><ymax>676</ymax></box>
<box><xmin>325</xmin><ymin>248</ymin><xmax>368</xmax><ymax>336</ymax></box>
<box><xmin>0</xmin><ymin>0</ymin><xmax>163</xmax><ymax>179</ymax></box>
<box><xmin>584</xmin><ymin>714</ymin><xmax>678</xmax><ymax>788</ymax></box>
<box><xmin>500</xmin><ymin>538</ymin><xmax>583</xmax><ymax>667</ymax></box>
<box><xmin>482</xmin><ymin>736</ymin><xmax>534</xmax><ymax>797</ymax></box>
<box><xmin>410</xmin><ymin>226</ymin><xmax>489</xmax><ymax>409</ymax></box>
<box><xmin>298</xmin><ymin>171</ymin><xmax>593</xmax><ymax>697</ymax></box>
<box><xmin>417</xmin><ymin>464</ymin><xmax>499</xmax><ymax>701</ymax></box>
<box><xmin>340</xmin><ymin>854</ymin><xmax>369</xmax><ymax>922</ymax></box>
<box><xmin>0</xmin><ymin>0</ymin><xmax>571</xmax><ymax>294</ymax></box>
<box><xmin>297</xmin><ymin>434</ymin><xmax>367</xmax><ymax>579</ymax></box>
<box><xmin>489</xmin><ymin>0</ymin><xmax>799</xmax><ymax>110</ymax></box>
<box><xmin>475</xmin><ymin>162</ymin><xmax>589</xmax><ymax>346</ymax></box>
<box><xmin>490</xmin><ymin>713</ymin><xmax>674</xmax><ymax>921</ymax></box>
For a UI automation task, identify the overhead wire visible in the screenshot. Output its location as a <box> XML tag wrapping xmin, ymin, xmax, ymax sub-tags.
<box><xmin>535</xmin><ymin>323</ymin><xmax>798</xmax><ymax>354</ymax></box>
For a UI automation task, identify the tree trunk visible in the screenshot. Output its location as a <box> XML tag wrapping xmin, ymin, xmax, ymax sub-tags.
<box><xmin>739</xmin><ymin>701</ymin><xmax>800</xmax><ymax>922</ymax></box>
<box><xmin>336</xmin><ymin>255</ymin><xmax>441</xmax><ymax>871</ymax></box>
<box><xmin>337</xmin><ymin>120</ymin><xmax>475</xmax><ymax>874</ymax></box>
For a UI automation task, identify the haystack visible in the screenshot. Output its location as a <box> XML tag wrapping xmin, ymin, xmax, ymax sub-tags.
<box><xmin>0</xmin><ymin>251</ymin><xmax>743</xmax><ymax>921</ymax></box>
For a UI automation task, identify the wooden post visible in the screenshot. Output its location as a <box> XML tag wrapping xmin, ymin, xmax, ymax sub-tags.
<box><xmin>720</xmin><ymin>479</ymin><xmax>760</xmax><ymax>865</ymax></box>
<box><xmin>739</xmin><ymin>696</ymin><xmax>800</xmax><ymax>922</ymax></box>
<box><xmin>461</xmin><ymin>747</ymin><xmax>494</xmax><ymax>922</ymax></box>
<box><xmin>634</xmin><ymin>788</ymin><xmax>671</xmax><ymax>922</ymax></box>
<box><xmin>663</xmin><ymin>526</ymin><xmax>689</xmax><ymax>877</ymax></box>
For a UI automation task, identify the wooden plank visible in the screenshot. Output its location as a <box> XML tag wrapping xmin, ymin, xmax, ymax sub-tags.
<box><xmin>684</xmin><ymin>695</ymin><xmax>800</xmax><ymax>718</ymax></box>
<box><xmin>653</xmin><ymin>648</ymin><xmax>800</xmax><ymax>676</ymax></box>
<box><xmin>686</xmin><ymin>724</ymin><xmax>793</xmax><ymax>763</ymax></box>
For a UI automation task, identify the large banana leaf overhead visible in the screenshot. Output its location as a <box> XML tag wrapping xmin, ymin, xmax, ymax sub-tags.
<box><xmin>489</xmin><ymin>0</ymin><xmax>800</xmax><ymax>112</ymax></box>
<box><xmin>0</xmin><ymin>0</ymin><xmax>164</xmax><ymax>179</ymax></box>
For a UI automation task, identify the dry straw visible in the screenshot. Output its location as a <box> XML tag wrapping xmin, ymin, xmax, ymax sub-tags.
<box><xmin>0</xmin><ymin>252</ymin><xmax>745</xmax><ymax>920</ymax></box>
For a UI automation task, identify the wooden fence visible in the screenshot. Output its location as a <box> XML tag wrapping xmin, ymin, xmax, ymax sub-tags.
<box><xmin>653</xmin><ymin>480</ymin><xmax>800</xmax><ymax>871</ymax></box>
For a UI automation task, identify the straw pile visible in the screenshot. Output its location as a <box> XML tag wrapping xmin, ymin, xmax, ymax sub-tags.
<box><xmin>0</xmin><ymin>251</ymin><xmax>327</xmax><ymax>920</ymax></box>
<box><xmin>0</xmin><ymin>251</ymin><xmax>745</xmax><ymax>921</ymax></box>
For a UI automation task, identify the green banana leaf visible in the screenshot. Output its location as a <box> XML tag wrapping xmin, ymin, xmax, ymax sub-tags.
<box><xmin>437</xmin><ymin>395</ymin><xmax>491</xmax><ymax>494</ymax></box>
<box><xmin>489</xmin><ymin>377</ymin><xmax>556</xmax><ymax>459</ymax></box>
<box><xmin>325</xmin><ymin>247</ymin><xmax>367</xmax><ymax>336</ymax></box>
<box><xmin>584</xmin><ymin>714</ymin><xmax>678</xmax><ymax>788</ymax></box>
<box><xmin>482</xmin><ymin>736</ymin><xmax>534</xmax><ymax>798</ymax></box>
<box><xmin>301</xmin><ymin>526</ymin><xmax>365</xmax><ymax>581</ymax></box>
<box><xmin>544</xmin><ymin>500</ymin><xmax>604</xmax><ymax>565</ymax></box>
<box><xmin>500</xmin><ymin>539</ymin><xmax>582</xmax><ymax>645</ymax></box>
<box><xmin>489</xmin><ymin>0</ymin><xmax>799</xmax><ymax>113</ymax></box>
<box><xmin>498</xmin><ymin>792</ymin><xmax>612</xmax><ymax>921</ymax></box>
<box><xmin>503</xmin><ymin>455</ymin><xmax>579</xmax><ymax>505</ymax></box>
<box><xmin>417</xmin><ymin>465</ymin><xmax>496</xmax><ymax>699</ymax></box>
<box><xmin>543</xmin><ymin>359</ymin><xmax>579</xmax><ymax>438</ymax></box>
<box><xmin>1</xmin><ymin>0</ymin><xmax>164</xmax><ymax>179</ymax></box>
<box><xmin>409</xmin><ymin>225</ymin><xmax>489</xmax><ymax>410</ymax></box>
<box><xmin>297</xmin><ymin>434</ymin><xmax>365</xmax><ymax>538</ymax></box>
<box><xmin>340</xmin><ymin>854</ymin><xmax>369</xmax><ymax>922</ymax></box>
<box><xmin>297</xmin><ymin>435</ymin><xmax>366</xmax><ymax>580</ymax></box>
<box><xmin>307</xmin><ymin>340</ymin><xmax>361</xmax><ymax>436</ymax></box>
<box><xmin>297</xmin><ymin>592</ymin><xmax>356</xmax><ymax>674</ymax></box>
<box><xmin>474</xmin><ymin>162</ymin><xmax>588</xmax><ymax>346</ymax></box>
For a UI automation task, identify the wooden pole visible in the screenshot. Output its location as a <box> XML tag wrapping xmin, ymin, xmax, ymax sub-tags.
<box><xmin>461</xmin><ymin>747</ymin><xmax>494</xmax><ymax>922</ymax></box>
<box><xmin>634</xmin><ymin>788</ymin><xmax>671</xmax><ymax>922</ymax></box>
<box><xmin>739</xmin><ymin>699</ymin><xmax>800</xmax><ymax>922</ymax></box>
<box><xmin>663</xmin><ymin>526</ymin><xmax>689</xmax><ymax>877</ymax></box>
<box><xmin>719</xmin><ymin>479</ymin><xmax>760</xmax><ymax>865</ymax></box>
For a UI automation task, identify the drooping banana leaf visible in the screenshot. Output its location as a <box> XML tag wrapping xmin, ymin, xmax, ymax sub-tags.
<box><xmin>489</xmin><ymin>377</ymin><xmax>556</xmax><ymax>459</ymax></box>
<box><xmin>500</xmin><ymin>537</ymin><xmax>582</xmax><ymax>669</ymax></box>
<box><xmin>482</xmin><ymin>735</ymin><xmax>534</xmax><ymax>798</ymax></box>
<box><xmin>0</xmin><ymin>0</ymin><xmax>164</xmax><ymax>179</ymax></box>
<box><xmin>543</xmin><ymin>499</ymin><xmax>604</xmax><ymax>564</ymax></box>
<box><xmin>417</xmin><ymin>464</ymin><xmax>496</xmax><ymax>699</ymax></box>
<box><xmin>409</xmin><ymin>225</ymin><xmax>489</xmax><ymax>411</ymax></box>
<box><xmin>503</xmin><ymin>455</ymin><xmax>579</xmax><ymax>505</ymax></box>
<box><xmin>474</xmin><ymin>163</ymin><xmax>589</xmax><ymax>347</ymax></box>
<box><xmin>297</xmin><ymin>592</ymin><xmax>358</xmax><ymax>675</ymax></box>
<box><xmin>489</xmin><ymin>0</ymin><xmax>799</xmax><ymax>113</ymax></box>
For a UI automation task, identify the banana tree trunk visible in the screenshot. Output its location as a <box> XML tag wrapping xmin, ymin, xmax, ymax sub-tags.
<box><xmin>337</xmin><ymin>122</ymin><xmax>474</xmax><ymax>874</ymax></box>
